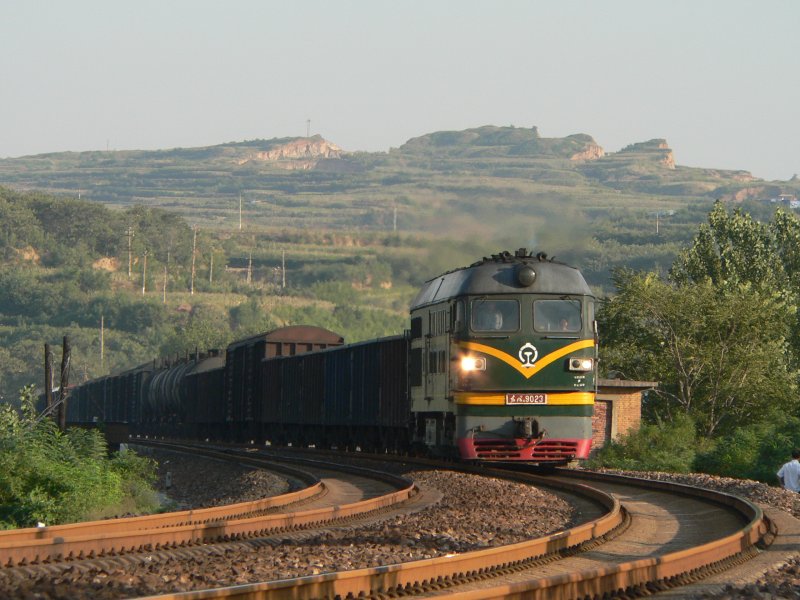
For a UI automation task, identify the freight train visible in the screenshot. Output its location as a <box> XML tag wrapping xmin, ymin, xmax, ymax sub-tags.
<box><xmin>64</xmin><ymin>249</ymin><xmax>598</xmax><ymax>463</ymax></box>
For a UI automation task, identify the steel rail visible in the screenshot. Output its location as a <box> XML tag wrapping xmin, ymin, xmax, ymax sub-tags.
<box><xmin>133</xmin><ymin>469</ymin><xmax>769</xmax><ymax>600</ymax></box>
<box><xmin>0</xmin><ymin>443</ymin><xmax>416</xmax><ymax>568</ymax></box>
<box><xmin>429</xmin><ymin>470</ymin><xmax>771</xmax><ymax>599</ymax></box>
<box><xmin>133</xmin><ymin>469</ymin><xmax>622</xmax><ymax>600</ymax></box>
<box><xmin>0</xmin><ymin>442</ymin><xmax>321</xmax><ymax>552</ymax></box>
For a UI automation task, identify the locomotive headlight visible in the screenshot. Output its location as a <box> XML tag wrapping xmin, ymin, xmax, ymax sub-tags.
<box><xmin>516</xmin><ymin>265</ymin><xmax>537</xmax><ymax>287</ymax></box>
<box><xmin>461</xmin><ymin>356</ymin><xmax>487</xmax><ymax>372</ymax></box>
<box><xmin>568</xmin><ymin>357</ymin><xmax>594</xmax><ymax>372</ymax></box>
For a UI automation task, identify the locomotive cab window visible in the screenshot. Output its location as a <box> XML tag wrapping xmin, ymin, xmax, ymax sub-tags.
<box><xmin>533</xmin><ymin>299</ymin><xmax>582</xmax><ymax>332</ymax></box>
<box><xmin>471</xmin><ymin>298</ymin><xmax>519</xmax><ymax>332</ymax></box>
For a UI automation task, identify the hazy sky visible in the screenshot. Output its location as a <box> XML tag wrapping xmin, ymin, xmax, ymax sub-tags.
<box><xmin>2</xmin><ymin>1</ymin><xmax>798</xmax><ymax>180</ymax></box>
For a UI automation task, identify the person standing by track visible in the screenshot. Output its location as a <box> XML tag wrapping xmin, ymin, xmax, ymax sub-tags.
<box><xmin>777</xmin><ymin>449</ymin><xmax>800</xmax><ymax>492</ymax></box>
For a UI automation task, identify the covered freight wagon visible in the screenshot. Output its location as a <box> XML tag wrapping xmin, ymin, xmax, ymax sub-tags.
<box><xmin>225</xmin><ymin>325</ymin><xmax>343</xmax><ymax>442</ymax></box>
<box><xmin>262</xmin><ymin>335</ymin><xmax>409</xmax><ymax>451</ymax></box>
<box><xmin>184</xmin><ymin>350</ymin><xmax>226</xmax><ymax>440</ymax></box>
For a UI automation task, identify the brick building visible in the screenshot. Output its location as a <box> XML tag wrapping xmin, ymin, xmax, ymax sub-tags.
<box><xmin>591</xmin><ymin>378</ymin><xmax>657</xmax><ymax>452</ymax></box>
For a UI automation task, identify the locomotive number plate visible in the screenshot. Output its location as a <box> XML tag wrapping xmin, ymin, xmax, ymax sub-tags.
<box><xmin>505</xmin><ymin>393</ymin><xmax>547</xmax><ymax>405</ymax></box>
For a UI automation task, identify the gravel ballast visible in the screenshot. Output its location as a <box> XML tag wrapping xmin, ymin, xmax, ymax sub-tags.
<box><xmin>3</xmin><ymin>452</ymin><xmax>800</xmax><ymax>599</ymax></box>
<box><xmin>0</xmin><ymin>451</ymin><xmax>577</xmax><ymax>599</ymax></box>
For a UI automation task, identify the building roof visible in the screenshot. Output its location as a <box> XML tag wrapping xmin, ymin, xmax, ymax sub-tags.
<box><xmin>597</xmin><ymin>378</ymin><xmax>658</xmax><ymax>391</ymax></box>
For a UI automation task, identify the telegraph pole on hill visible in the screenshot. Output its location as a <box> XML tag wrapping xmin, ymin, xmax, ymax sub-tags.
<box><xmin>126</xmin><ymin>227</ymin><xmax>135</xmax><ymax>279</ymax></box>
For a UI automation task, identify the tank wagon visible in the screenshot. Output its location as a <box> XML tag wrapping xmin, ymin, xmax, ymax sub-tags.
<box><xmin>65</xmin><ymin>249</ymin><xmax>597</xmax><ymax>464</ymax></box>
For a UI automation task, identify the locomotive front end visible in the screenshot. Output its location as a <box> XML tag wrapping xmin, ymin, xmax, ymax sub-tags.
<box><xmin>409</xmin><ymin>249</ymin><xmax>596</xmax><ymax>464</ymax></box>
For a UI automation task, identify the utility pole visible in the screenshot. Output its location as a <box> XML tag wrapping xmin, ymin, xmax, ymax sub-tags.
<box><xmin>57</xmin><ymin>336</ymin><xmax>71</xmax><ymax>432</ymax></box>
<box><xmin>100</xmin><ymin>315</ymin><xmax>104</xmax><ymax>369</ymax></box>
<box><xmin>281</xmin><ymin>249</ymin><xmax>286</xmax><ymax>288</ymax></box>
<box><xmin>142</xmin><ymin>250</ymin><xmax>148</xmax><ymax>294</ymax></box>
<box><xmin>239</xmin><ymin>194</ymin><xmax>243</xmax><ymax>231</ymax></box>
<box><xmin>126</xmin><ymin>227</ymin><xmax>135</xmax><ymax>279</ymax></box>
<box><xmin>163</xmin><ymin>251</ymin><xmax>170</xmax><ymax>303</ymax></box>
<box><xmin>247</xmin><ymin>252</ymin><xmax>252</xmax><ymax>284</ymax></box>
<box><xmin>44</xmin><ymin>344</ymin><xmax>54</xmax><ymax>413</ymax></box>
<box><xmin>190</xmin><ymin>226</ymin><xmax>197</xmax><ymax>295</ymax></box>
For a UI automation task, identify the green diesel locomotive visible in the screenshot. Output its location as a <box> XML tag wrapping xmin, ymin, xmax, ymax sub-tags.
<box><xmin>408</xmin><ymin>249</ymin><xmax>597</xmax><ymax>462</ymax></box>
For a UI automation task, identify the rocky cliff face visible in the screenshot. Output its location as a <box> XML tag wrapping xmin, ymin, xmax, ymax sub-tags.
<box><xmin>569</xmin><ymin>143</ymin><xmax>605</xmax><ymax>161</ymax></box>
<box><xmin>653</xmin><ymin>141</ymin><xmax>676</xmax><ymax>169</ymax></box>
<box><xmin>236</xmin><ymin>136</ymin><xmax>344</xmax><ymax>167</ymax></box>
<box><xmin>619</xmin><ymin>139</ymin><xmax>675</xmax><ymax>169</ymax></box>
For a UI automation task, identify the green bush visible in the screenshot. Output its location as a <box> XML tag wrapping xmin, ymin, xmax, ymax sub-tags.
<box><xmin>589</xmin><ymin>413</ymin><xmax>697</xmax><ymax>473</ymax></box>
<box><xmin>0</xmin><ymin>386</ymin><xmax>159</xmax><ymax>528</ymax></box>
<box><xmin>695</xmin><ymin>416</ymin><xmax>800</xmax><ymax>483</ymax></box>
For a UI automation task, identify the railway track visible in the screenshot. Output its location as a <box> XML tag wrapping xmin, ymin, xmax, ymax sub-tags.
<box><xmin>0</xmin><ymin>441</ymin><xmax>417</xmax><ymax>571</ymax></box>
<box><xmin>127</xmin><ymin>454</ymin><xmax>771</xmax><ymax>600</ymax></box>
<box><xmin>0</xmin><ymin>445</ymin><xmax>775</xmax><ymax>599</ymax></box>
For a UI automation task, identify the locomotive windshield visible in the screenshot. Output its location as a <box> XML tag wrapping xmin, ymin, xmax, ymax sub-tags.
<box><xmin>533</xmin><ymin>299</ymin><xmax>582</xmax><ymax>332</ymax></box>
<box><xmin>471</xmin><ymin>298</ymin><xmax>519</xmax><ymax>332</ymax></box>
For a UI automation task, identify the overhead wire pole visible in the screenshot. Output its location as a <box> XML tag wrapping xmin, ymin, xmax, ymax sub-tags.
<box><xmin>126</xmin><ymin>227</ymin><xmax>135</xmax><ymax>279</ymax></box>
<box><xmin>100</xmin><ymin>315</ymin><xmax>104</xmax><ymax>369</ymax></box>
<box><xmin>190</xmin><ymin>226</ymin><xmax>197</xmax><ymax>295</ymax></box>
<box><xmin>57</xmin><ymin>336</ymin><xmax>71</xmax><ymax>432</ymax></box>
<box><xmin>163</xmin><ymin>251</ymin><xmax>169</xmax><ymax>303</ymax></box>
<box><xmin>141</xmin><ymin>250</ymin><xmax>148</xmax><ymax>294</ymax></box>
<box><xmin>44</xmin><ymin>344</ymin><xmax>54</xmax><ymax>413</ymax></box>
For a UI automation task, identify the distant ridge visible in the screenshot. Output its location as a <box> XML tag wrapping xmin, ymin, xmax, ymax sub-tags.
<box><xmin>397</xmin><ymin>125</ymin><xmax>604</xmax><ymax>161</ymax></box>
<box><xmin>2</xmin><ymin>124</ymin><xmax>792</xmax><ymax>221</ymax></box>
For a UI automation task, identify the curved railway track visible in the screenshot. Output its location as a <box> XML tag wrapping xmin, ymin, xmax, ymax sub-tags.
<box><xmin>128</xmin><ymin>454</ymin><xmax>772</xmax><ymax>600</ymax></box>
<box><xmin>0</xmin><ymin>441</ymin><xmax>417</xmax><ymax>571</ymax></box>
<box><xmin>0</xmin><ymin>445</ymin><xmax>775</xmax><ymax>600</ymax></box>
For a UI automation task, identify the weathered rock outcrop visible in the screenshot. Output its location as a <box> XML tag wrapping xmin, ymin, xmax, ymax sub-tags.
<box><xmin>237</xmin><ymin>136</ymin><xmax>344</xmax><ymax>166</ymax></box>
<box><xmin>569</xmin><ymin>143</ymin><xmax>605</xmax><ymax>161</ymax></box>
<box><xmin>619</xmin><ymin>139</ymin><xmax>675</xmax><ymax>169</ymax></box>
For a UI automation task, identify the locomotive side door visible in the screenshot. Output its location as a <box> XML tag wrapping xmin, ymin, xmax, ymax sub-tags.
<box><xmin>425</xmin><ymin>306</ymin><xmax>450</xmax><ymax>407</ymax></box>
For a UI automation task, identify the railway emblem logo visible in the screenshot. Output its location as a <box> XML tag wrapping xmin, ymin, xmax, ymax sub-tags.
<box><xmin>518</xmin><ymin>343</ymin><xmax>538</xmax><ymax>368</ymax></box>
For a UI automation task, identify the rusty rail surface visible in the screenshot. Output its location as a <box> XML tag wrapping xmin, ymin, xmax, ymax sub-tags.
<box><xmin>135</xmin><ymin>469</ymin><xmax>770</xmax><ymax>600</ymax></box>
<box><xmin>0</xmin><ymin>443</ymin><xmax>416</xmax><ymax>569</ymax></box>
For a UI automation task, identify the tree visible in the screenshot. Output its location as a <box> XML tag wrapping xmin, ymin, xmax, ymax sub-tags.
<box><xmin>229</xmin><ymin>297</ymin><xmax>277</xmax><ymax>336</ymax></box>
<box><xmin>670</xmin><ymin>200</ymin><xmax>784</xmax><ymax>292</ymax></box>
<box><xmin>670</xmin><ymin>200</ymin><xmax>800</xmax><ymax>361</ymax></box>
<box><xmin>599</xmin><ymin>269</ymin><xmax>798</xmax><ymax>437</ymax></box>
<box><xmin>160</xmin><ymin>305</ymin><xmax>231</xmax><ymax>355</ymax></box>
